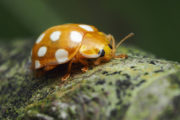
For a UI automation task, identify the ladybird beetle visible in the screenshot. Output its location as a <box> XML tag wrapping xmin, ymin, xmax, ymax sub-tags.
<box><xmin>31</xmin><ymin>24</ymin><xmax>134</xmax><ymax>81</ymax></box>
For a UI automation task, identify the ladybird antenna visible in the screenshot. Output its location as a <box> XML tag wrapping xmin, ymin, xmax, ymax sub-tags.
<box><xmin>116</xmin><ymin>32</ymin><xmax>135</xmax><ymax>49</ymax></box>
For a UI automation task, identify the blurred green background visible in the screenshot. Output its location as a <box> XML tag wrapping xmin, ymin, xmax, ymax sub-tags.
<box><xmin>0</xmin><ymin>0</ymin><xmax>179</xmax><ymax>62</ymax></box>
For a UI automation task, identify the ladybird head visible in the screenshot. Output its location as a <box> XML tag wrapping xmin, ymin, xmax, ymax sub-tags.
<box><xmin>100</xmin><ymin>43</ymin><xmax>113</xmax><ymax>60</ymax></box>
<box><xmin>80</xmin><ymin>32</ymin><xmax>114</xmax><ymax>61</ymax></box>
<box><xmin>79</xmin><ymin>32</ymin><xmax>135</xmax><ymax>62</ymax></box>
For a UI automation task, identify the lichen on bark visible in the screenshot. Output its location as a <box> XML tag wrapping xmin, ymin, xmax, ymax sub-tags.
<box><xmin>0</xmin><ymin>40</ymin><xmax>180</xmax><ymax>120</ymax></box>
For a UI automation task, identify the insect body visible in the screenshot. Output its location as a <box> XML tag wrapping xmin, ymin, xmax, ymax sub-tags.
<box><xmin>31</xmin><ymin>24</ymin><xmax>134</xmax><ymax>80</ymax></box>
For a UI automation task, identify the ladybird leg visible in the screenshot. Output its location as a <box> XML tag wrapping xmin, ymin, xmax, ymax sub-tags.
<box><xmin>44</xmin><ymin>65</ymin><xmax>56</xmax><ymax>71</ymax></box>
<box><xmin>61</xmin><ymin>73</ymin><xmax>70</xmax><ymax>81</ymax></box>
<box><xmin>94</xmin><ymin>57</ymin><xmax>104</xmax><ymax>65</ymax></box>
<box><xmin>114</xmin><ymin>54</ymin><xmax>128</xmax><ymax>59</ymax></box>
<box><xmin>61</xmin><ymin>60</ymin><xmax>73</xmax><ymax>81</ymax></box>
<box><xmin>78</xmin><ymin>59</ymin><xmax>89</xmax><ymax>72</ymax></box>
<box><xmin>81</xmin><ymin>66</ymin><xmax>88</xmax><ymax>72</ymax></box>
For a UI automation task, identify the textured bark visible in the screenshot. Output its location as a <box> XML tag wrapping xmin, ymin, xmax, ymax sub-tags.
<box><xmin>0</xmin><ymin>40</ymin><xmax>180</xmax><ymax>120</ymax></box>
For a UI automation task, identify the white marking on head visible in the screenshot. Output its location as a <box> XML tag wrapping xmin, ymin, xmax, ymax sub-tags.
<box><xmin>50</xmin><ymin>31</ymin><xmax>61</xmax><ymax>42</ymax></box>
<box><xmin>37</xmin><ymin>46</ymin><xmax>47</xmax><ymax>57</ymax></box>
<box><xmin>55</xmin><ymin>49</ymin><xmax>69</xmax><ymax>64</ymax></box>
<box><xmin>79</xmin><ymin>24</ymin><xmax>94</xmax><ymax>32</ymax></box>
<box><xmin>80</xmin><ymin>52</ymin><xmax>100</xmax><ymax>58</ymax></box>
<box><xmin>79</xmin><ymin>45</ymin><xmax>101</xmax><ymax>58</ymax></box>
<box><xmin>36</xmin><ymin>33</ymin><xmax>45</xmax><ymax>44</ymax></box>
<box><xmin>35</xmin><ymin>60</ymin><xmax>41</xmax><ymax>69</ymax></box>
<box><xmin>70</xmin><ymin>31</ymin><xmax>83</xmax><ymax>43</ymax></box>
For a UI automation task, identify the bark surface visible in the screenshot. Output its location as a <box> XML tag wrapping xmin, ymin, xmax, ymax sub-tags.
<box><xmin>0</xmin><ymin>40</ymin><xmax>180</xmax><ymax>120</ymax></box>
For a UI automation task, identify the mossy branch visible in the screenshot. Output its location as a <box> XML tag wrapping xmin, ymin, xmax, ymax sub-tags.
<box><xmin>0</xmin><ymin>40</ymin><xmax>180</xmax><ymax>120</ymax></box>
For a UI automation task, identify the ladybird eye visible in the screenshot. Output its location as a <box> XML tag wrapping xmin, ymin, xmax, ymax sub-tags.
<box><xmin>98</xmin><ymin>49</ymin><xmax>105</xmax><ymax>57</ymax></box>
<box><xmin>108</xmin><ymin>44</ymin><xmax>112</xmax><ymax>49</ymax></box>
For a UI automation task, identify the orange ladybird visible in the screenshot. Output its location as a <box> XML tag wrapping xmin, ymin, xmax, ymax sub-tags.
<box><xmin>31</xmin><ymin>24</ymin><xmax>134</xmax><ymax>80</ymax></box>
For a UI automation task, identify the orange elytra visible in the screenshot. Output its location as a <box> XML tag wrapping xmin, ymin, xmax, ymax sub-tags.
<box><xmin>31</xmin><ymin>24</ymin><xmax>134</xmax><ymax>81</ymax></box>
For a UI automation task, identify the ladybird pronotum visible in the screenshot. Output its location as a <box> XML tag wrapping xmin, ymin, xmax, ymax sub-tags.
<box><xmin>31</xmin><ymin>24</ymin><xmax>134</xmax><ymax>80</ymax></box>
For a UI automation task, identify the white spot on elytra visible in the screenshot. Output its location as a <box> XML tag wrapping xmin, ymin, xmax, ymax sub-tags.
<box><xmin>36</xmin><ymin>33</ymin><xmax>45</xmax><ymax>44</ymax></box>
<box><xmin>50</xmin><ymin>31</ymin><xmax>61</xmax><ymax>42</ymax></box>
<box><xmin>70</xmin><ymin>31</ymin><xmax>83</xmax><ymax>43</ymax></box>
<box><xmin>79</xmin><ymin>24</ymin><xmax>94</xmax><ymax>31</ymax></box>
<box><xmin>55</xmin><ymin>49</ymin><xmax>69</xmax><ymax>64</ymax></box>
<box><xmin>38</xmin><ymin>46</ymin><xmax>47</xmax><ymax>57</ymax></box>
<box><xmin>35</xmin><ymin>60</ymin><xmax>41</xmax><ymax>69</ymax></box>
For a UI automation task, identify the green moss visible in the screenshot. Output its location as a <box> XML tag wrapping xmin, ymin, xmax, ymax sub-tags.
<box><xmin>0</xmin><ymin>40</ymin><xmax>180</xmax><ymax>120</ymax></box>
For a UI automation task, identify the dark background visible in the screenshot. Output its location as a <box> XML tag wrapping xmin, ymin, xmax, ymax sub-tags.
<box><xmin>0</xmin><ymin>0</ymin><xmax>179</xmax><ymax>62</ymax></box>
